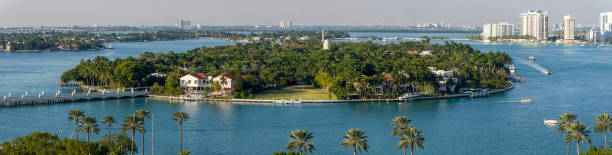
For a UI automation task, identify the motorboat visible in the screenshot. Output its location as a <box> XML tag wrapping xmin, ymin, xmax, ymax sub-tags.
<box><xmin>544</xmin><ymin>119</ymin><xmax>558</xmax><ymax>124</ymax></box>
<box><xmin>529</xmin><ymin>56</ymin><xmax>535</xmax><ymax>61</ymax></box>
<box><xmin>520</xmin><ymin>98</ymin><xmax>534</xmax><ymax>103</ymax></box>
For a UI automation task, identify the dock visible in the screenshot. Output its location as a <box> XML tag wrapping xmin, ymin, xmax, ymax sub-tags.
<box><xmin>1</xmin><ymin>90</ymin><xmax>148</xmax><ymax>108</ymax></box>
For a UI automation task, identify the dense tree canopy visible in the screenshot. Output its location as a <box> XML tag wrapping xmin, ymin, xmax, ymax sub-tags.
<box><xmin>62</xmin><ymin>40</ymin><xmax>511</xmax><ymax>99</ymax></box>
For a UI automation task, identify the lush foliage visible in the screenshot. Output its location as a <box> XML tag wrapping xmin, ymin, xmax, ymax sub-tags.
<box><xmin>580</xmin><ymin>146</ymin><xmax>612</xmax><ymax>155</ymax></box>
<box><xmin>62</xmin><ymin>40</ymin><xmax>511</xmax><ymax>99</ymax></box>
<box><xmin>0</xmin><ymin>132</ymin><xmax>133</xmax><ymax>155</ymax></box>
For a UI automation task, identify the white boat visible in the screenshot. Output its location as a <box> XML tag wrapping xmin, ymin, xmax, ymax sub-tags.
<box><xmin>529</xmin><ymin>56</ymin><xmax>535</xmax><ymax>61</ymax></box>
<box><xmin>520</xmin><ymin>98</ymin><xmax>533</xmax><ymax>103</ymax></box>
<box><xmin>398</xmin><ymin>93</ymin><xmax>421</xmax><ymax>100</ymax></box>
<box><xmin>543</xmin><ymin>119</ymin><xmax>557</xmax><ymax>124</ymax></box>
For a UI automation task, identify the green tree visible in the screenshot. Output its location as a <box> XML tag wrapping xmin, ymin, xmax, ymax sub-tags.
<box><xmin>150</xmin><ymin>82</ymin><xmax>164</xmax><ymax>95</ymax></box>
<box><xmin>172</xmin><ymin>111</ymin><xmax>191</xmax><ymax>152</ymax></box>
<box><xmin>391</xmin><ymin>116</ymin><xmax>414</xmax><ymax>137</ymax></box>
<box><xmin>102</xmin><ymin>115</ymin><xmax>116</xmax><ymax>150</ymax></box>
<box><xmin>286</xmin><ymin>129</ymin><xmax>315</xmax><ymax>155</ymax></box>
<box><xmin>559</xmin><ymin>113</ymin><xmax>579</xmax><ymax>155</ymax></box>
<box><xmin>165</xmin><ymin>75</ymin><xmax>183</xmax><ymax>96</ymax></box>
<box><xmin>595</xmin><ymin>114</ymin><xmax>612</xmax><ymax>152</ymax></box>
<box><xmin>341</xmin><ymin>128</ymin><xmax>369</xmax><ymax>155</ymax></box>
<box><xmin>122</xmin><ymin>114</ymin><xmax>144</xmax><ymax>155</ymax></box>
<box><xmin>79</xmin><ymin>115</ymin><xmax>100</xmax><ymax>143</ymax></box>
<box><xmin>399</xmin><ymin>129</ymin><xmax>425</xmax><ymax>155</ymax></box>
<box><xmin>68</xmin><ymin>109</ymin><xmax>85</xmax><ymax>140</ymax></box>
<box><xmin>565</xmin><ymin>122</ymin><xmax>592</xmax><ymax>155</ymax></box>
<box><xmin>136</xmin><ymin>109</ymin><xmax>151</xmax><ymax>155</ymax></box>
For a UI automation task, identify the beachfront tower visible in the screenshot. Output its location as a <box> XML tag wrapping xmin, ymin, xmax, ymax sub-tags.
<box><xmin>520</xmin><ymin>10</ymin><xmax>549</xmax><ymax>40</ymax></box>
<box><xmin>563</xmin><ymin>15</ymin><xmax>575</xmax><ymax>40</ymax></box>
<box><xmin>323</xmin><ymin>40</ymin><xmax>330</xmax><ymax>50</ymax></box>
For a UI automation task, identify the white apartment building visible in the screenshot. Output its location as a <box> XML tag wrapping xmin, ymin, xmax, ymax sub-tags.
<box><xmin>600</xmin><ymin>12</ymin><xmax>612</xmax><ymax>42</ymax></box>
<box><xmin>520</xmin><ymin>10</ymin><xmax>549</xmax><ymax>40</ymax></box>
<box><xmin>482</xmin><ymin>22</ymin><xmax>514</xmax><ymax>39</ymax></box>
<box><xmin>563</xmin><ymin>15</ymin><xmax>575</xmax><ymax>40</ymax></box>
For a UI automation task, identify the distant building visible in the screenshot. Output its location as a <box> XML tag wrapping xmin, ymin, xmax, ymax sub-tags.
<box><xmin>520</xmin><ymin>10</ymin><xmax>549</xmax><ymax>40</ymax></box>
<box><xmin>93</xmin><ymin>24</ymin><xmax>98</xmax><ymax>29</ymax></box>
<box><xmin>280</xmin><ymin>20</ymin><xmax>292</xmax><ymax>28</ymax></box>
<box><xmin>428</xmin><ymin>67</ymin><xmax>458</xmax><ymax>92</ymax></box>
<box><xmin>323</xmin><ymin>40</ymin><xmax>330</xmax><ymax>50</ymax></box>
<box><xmin>212</xmin><ymin>73</ymin><xmax>235</xmax><ymax>92</ymax></box>
<box><xmin>196</xmin><ymin>24</ymin><xmax>201</xmax><ymax>29</ymax></box>
<box><xmin>600</xmin><ymin>12</ymin><xmax>612</xmax><ymax>41</ymax></box>
<box><xmin>588</xmin><ymin>28</ymin><xmax>600</xmax><ymax>42</ymax></box>
<box><xmin>176</xmin><ymin>19</ymin><xmax>191</xmax><ymax>29</ymax></box>
<box><xmin>563</xmin><ymin>15</ymin><xmax>575</xmax><ymax>40</ymax></box>
<box><xmin>0</xmin><ymin>45</ymin><xmax>4</xmax><ymax>51</ymax></box>
<box><xmin>482</xmin><ymin>22</ymin><xmax>514</xmax><ymax>39</ymax></box>
<box><xmin>600</xmin><ymin>12</ymin><xmax>612</xmax><ymax>32</ymax></box>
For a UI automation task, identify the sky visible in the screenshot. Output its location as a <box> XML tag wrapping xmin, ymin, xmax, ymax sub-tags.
<box><xmin>1</xmin><ymin>0</ymin><xmax>611</xmax><ymax>27</ymax></box>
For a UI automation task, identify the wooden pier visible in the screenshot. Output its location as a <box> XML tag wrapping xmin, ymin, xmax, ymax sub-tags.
<box><xmin>0</xmin><ymin>91</ymin><xmax>149</xmax><ymax>108</ymax></box>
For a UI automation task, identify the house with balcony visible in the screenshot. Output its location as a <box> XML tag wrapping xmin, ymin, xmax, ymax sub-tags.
<box><xmin>179</xmin><ymin>73</ymin><xmax>211</xmax><ymax>94</ymax></box>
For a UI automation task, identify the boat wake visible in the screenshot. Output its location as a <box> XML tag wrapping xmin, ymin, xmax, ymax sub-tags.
<box><xmin>517</xmin><ymin>60</ymin><xmax>550</xmax><ymax>75</ymax></box>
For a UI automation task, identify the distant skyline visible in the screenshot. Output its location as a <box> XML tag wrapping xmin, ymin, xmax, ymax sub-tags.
<box><xmin>1</xmin><ymin>0</ymin><xmax>612</xmax><ymax>27</ymax></box>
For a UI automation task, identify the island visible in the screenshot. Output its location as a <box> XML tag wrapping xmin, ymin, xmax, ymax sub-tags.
<box><xmin>60</xmin><ymin>38</ymin><xmax>513</xmax><ymax>102</ymax></box>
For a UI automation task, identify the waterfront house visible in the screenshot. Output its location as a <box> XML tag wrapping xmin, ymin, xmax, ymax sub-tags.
<box><xmin>212</xmin><ymin>73</ymin><xmax>235</xmax><ymax>93</ymax></box>
<box><xmin>180</xmin><ymin>73</ymin><xmax>210</xmax><ymax>94</ymax></box>
<box><xmin>429</xmin><ymin>67</ymin><xmax>458</xmax><ymax>92</ymax></box>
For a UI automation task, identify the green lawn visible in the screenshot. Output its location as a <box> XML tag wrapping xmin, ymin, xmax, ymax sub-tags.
<box><xmin>253</xmin><ymin>85</ymin><xmax>337</xmax><ymax>100</ymax></box>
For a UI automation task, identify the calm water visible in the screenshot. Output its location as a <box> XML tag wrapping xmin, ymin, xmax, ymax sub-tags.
<box><xmin>2</xmin><ymin>35</ymin><xmax>612</xmax><ymax>154</ymax></box>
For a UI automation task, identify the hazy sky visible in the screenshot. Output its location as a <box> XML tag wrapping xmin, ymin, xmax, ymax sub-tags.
<box><xmin>1</xmin><ymin>0</ymin><xmax>611</xmax><ymax>27</ymax></box>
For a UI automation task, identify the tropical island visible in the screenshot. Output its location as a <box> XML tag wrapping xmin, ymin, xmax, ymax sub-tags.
<box><xmin>60</xmin><ymin>38</ymin><xmax>513</xmax><ymax>101</ymax></box>
<box><xmin>0</xmin><ymin>30</ymin><xmax>350</xmax><ymax>52</ymax></box>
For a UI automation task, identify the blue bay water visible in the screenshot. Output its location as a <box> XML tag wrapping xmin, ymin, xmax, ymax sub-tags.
<box><xmin>1</xmin><ymin>34</ymin><xmax>612</xmax><ymax>154</ymax></box>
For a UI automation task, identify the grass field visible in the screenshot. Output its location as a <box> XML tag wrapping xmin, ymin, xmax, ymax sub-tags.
<box><xmin>253</xmin><ymin>85</ymin><xmax>337</xmax><ymax>100</ymax></box>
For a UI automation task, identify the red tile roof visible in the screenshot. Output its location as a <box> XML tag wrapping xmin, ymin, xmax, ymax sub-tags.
<box><xmin>223</xmin><ymin>88</ymin><xmax>234</xmax><ymax>90</ymax></box>
<box><xmin>218</xmin><ymin>73</ymin><xmax>235</xmax><ymax>80</ymax></box>
<box><xmin>189</xmin><ymin>73</ymin><xmax>208</xmax><ymax>79</ymax></box>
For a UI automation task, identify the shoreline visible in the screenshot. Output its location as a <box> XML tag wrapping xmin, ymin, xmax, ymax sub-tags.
<box><xmin>149</xmin><ymin>81</ymin><xmax>515</xmax><ymax>104</ymax></box>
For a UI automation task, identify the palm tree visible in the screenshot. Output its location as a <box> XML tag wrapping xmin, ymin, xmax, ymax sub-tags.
<box><xmin>67</xmin><ymin>109</ymin><xmax>85</xmax><ymax>140</ymax></box>
<box><xmin>398</xmin><ymin>129</ymin><xmax>425</xmax><ymax>155</ymax></box>
<box><xmin>102</xmin><ymin>115</ymin><xmax>116</xmax><ymax>149</ymax></box>
<box><xmin>122</xmin><ymin>114</ymin><xmax>144</xmax><ymax>155</ymax></box>
<box><xmin>172</xmin><ymin>111</ymin><xmax>191</xmax><ymax>152</ymax></box>
<box><xmin>136</xmin><ymin>109</ymin><xmax>151</xmax><ymax>155</ymax></box>
<box><xmin>391</xmin><ymin>116</ymin><xmax>413</xmax><ymax>137</ymax></box>
<box><xmin>340</xmin><ymin>128</ymin><xmax>369</xmax><ymax>155</ymax></box>
<box><xmin>595</xmin><ymin>114</ymin><xmax>612</xmax><ymax>152</ymax></box>
<box><xmin>558</xmin><ymin>113</ymin><xmax>578</xmax><ymax>155</ymax></box>
<box><xmin>565</xmin><ymin>122</ymin><xmax>591</xmax><ymax>155</ymax></box>
<box><xmin>286</xmin><ymin>129</ymin><xmax>315</xmax><ymax>155</ymax></box>
<box><xmin>78</xmin><ymin>115</ymin><xmax>100</xmax><ymax>143</ymax></box>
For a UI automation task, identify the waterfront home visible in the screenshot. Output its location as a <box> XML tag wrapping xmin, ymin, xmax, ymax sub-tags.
<box><xmin>57</xmin><ymin>45</ymin><xmax>72</xmax><ymax>51</ymax></box>
<box><xmin>180</xmin><ymin>73</ymin><xmax>236</xmax><ymax>95</ymax></box>
<box><xmin>212</xmin><ymin>73</ymin><xmax>235</xmax><ymax>93</ymax></box>
<box><xmin>429</xmin><ymin>67</ymin><xmax>458</xmax><ymax>92</ymax></box>
<box><xmin>180</xmin><ymin>73</ymin><xmax>210</xmax><ymax>94</ymax></box>
<box><xmin>419</xmin><ymin>50</ymin><xmax>432</xmax><ymax>56</ymax></box>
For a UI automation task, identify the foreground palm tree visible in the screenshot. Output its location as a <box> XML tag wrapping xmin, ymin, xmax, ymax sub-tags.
<box><xmin>558</xmin><ymin>113</ymin><xmax>578</xmax><ymax>155</ymax></box>
<box><xmin>595</xmin><ymin>113</ymin><xmax>612</xmax><ymax>153</ymax></box>
<box><xmin>122</xmin><ymin>114</ymin><xmax>144</xmax><ymax>155</ymax></box>
<box><xmin>391</xmin><ymin>116</ymin><xmax>413</xmax><ymax>137</ymax></box>
<box><xmin>102</xmin><ymin>115</ymin><xmax>116</xmax><ymax>149</ymax></box>
<box><xmin>565</xmin><ymin>122</ymin><xmax>591</xmax><ymax>155</ymax></box>
<box><xmin>286</xmin><ymin>129</ymin><xmax>315</xmax><ymax>155</ymax></box>
<box><xmin>136</xmin><ymin>109</ymin><xmax>151</xmax><ymax>155</ymax></box>
<box><xmin>341</xmin><ymin>128</ymin><xmax>369</xmax><ymax>155</ymax></box>
<box><xmin>172</xmin><ymin>111</ymin><xmax>190</xmax><ymax>152</ymax></box>
<box><xmin>399</xmin><ymin>129</ymin><xmax>425</xmax><ymax>155</ymax></box>
<box><xmin>67</xmin><ymin>109</ymin><xmax>85</xmax><ymax>140</ymax></box>
<box><xmin>79</xmin><ymin>115</ymin><xmax>100</xmax><ymax>143</ymax></box>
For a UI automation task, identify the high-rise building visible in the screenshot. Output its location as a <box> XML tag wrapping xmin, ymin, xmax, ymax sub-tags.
<box><xmin>600</xmin><ymin>12</ymin><xmax>612</xmax><ymax>32</ymax></box>
<box><xmin>280</xmin><ymin>20</ymin><xmax>293</xmax><ymax>28</ymax></box>
<box><xmin>520</xmin><ymin>10</ymin><xmax>549</xmax><ymax>40</ymax></box>
<box><xmin>196</xmin><ymin>24</ymin><xmax>201</xmax><ymax>29</ymax></box>
<box><xmin>563</xmin><ymin>15</ymin><xmax>575</xmax><ymax>40</ymax></box>
<box><xmin>176</xmin><ymin>19</ymin><xmax>191</xmax><ymax>29</ymax></box>
<box><xmin>323</xmin><ymin>40</ymin><xmax>330</xmax><ymax>50</ymax></box>
<box><xmin>481</xmin><ymin>22</ymin><xmax>514</xmax><ymax>39</ymax></box>
<box><xmin>589</xmin><ymin>28</ymin><xmax>600</xmax><ymax>42</ymax></box>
